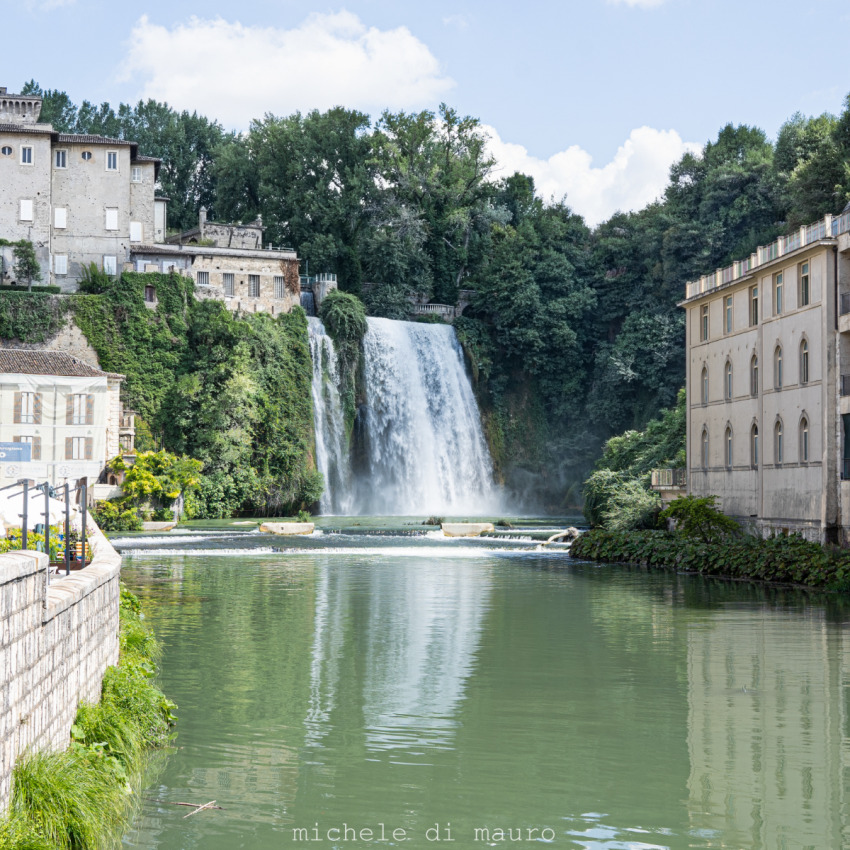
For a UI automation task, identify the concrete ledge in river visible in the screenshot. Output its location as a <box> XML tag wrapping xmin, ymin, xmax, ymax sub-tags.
<box><xmin>260</xmin><ymin>522</ymin><xmax>315</xmax><ymax>535</ymax></box>
<box><xmin>0</xmin><ymin>517</ymin><xmax>121</xmax><ymax>810</ymax></box>
<box><xmin>141</xmin><ymin>521</ymin><xmax>177</xmax><ymax>532</ymax></box>
<box><xmin>441</xmin><ymin>522</ymin><xmax>495</xmax><ymax>537</ymax></box>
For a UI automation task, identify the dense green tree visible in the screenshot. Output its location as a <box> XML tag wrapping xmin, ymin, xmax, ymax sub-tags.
<box><xmin>21</xmin><ymin>80</ymin><xmax>77</xmax><ymax>132</ymax></box>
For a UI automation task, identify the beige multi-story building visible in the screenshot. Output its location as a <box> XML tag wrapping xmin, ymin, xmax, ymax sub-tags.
<box><xmin>0</xmin><ymin>349</ymin><xmax>132</xmax><ymax>491</ymax></box>
<box><xmin>0</xmin><ymin>87</ymin><xmax>162</xmax><ymax>290</ymax></box>
<box><xmin>0</xmin><ymin>86</ymin><xmax>317</xmax><ymax>315</ymax></box>
<box><xmin>682</xmin><ymin>210</ymin><xmax>850</xmax><ymax>542</ymax></box>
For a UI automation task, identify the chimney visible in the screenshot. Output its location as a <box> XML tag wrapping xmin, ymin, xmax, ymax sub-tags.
<box><xmin>199</xmin><ymin>206</ymin><xmax>207</xmax><ymax>231</ymax></box>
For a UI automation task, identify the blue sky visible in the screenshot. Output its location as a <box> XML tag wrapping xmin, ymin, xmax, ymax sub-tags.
<box><xmin>6</xmin><ymin>0</ymin><xmax>850</xmax><ymax>224</ymax></box>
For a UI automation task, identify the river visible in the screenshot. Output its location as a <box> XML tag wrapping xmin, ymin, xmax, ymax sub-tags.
<box><xmin>117</xmin><ymin>519</ymin><xmax>850</xmax><ymax>849</ymax></box>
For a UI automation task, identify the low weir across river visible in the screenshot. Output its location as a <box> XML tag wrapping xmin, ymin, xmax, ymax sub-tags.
<box><xmin>309</xmin><ymin>317</ymin><xmax>501</xmax><ymax>516</ymax></box>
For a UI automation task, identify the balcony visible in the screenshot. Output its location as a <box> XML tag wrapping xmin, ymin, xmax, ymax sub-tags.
<box><xmin>650</xmin><ymin>468</ymin><xmax>687</xmax><ymax>490</ymax></box>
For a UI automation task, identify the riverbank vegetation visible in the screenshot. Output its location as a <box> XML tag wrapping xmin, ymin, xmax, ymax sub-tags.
<box><xmin>0</xmin><ymin>586</ymin><xmax>175</xmax><ymax>850</ymax></box>
<box><xmin>571</xmin><ymin>527</ymin><xmax>850</xmax><ymax>590</ymax></box>
<box><xmin>20</xmin><ymin>80</ymin><xmax>850</xmax><ymax>506</ymax></box>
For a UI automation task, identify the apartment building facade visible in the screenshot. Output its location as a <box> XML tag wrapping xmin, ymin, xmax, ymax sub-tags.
<box><xmin>0</xmin><ymin>349</ymin><xmax>132</xmax><ymax>490</ymax></box>
<box><xmin>682</xmin><ymin>210</ymin><xmax>850</xmax><ymax>542</ymax></box>
<box><xmin>0</xmin><ymin>88</ymin><xmax>162</xmax><ymax>290</ymax></box>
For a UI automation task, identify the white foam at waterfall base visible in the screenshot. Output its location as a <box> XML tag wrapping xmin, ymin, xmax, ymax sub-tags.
<box><xmin>309</xmin><ymin>316</ymin><xmax>503</xmax><ymax>516</ymax></box>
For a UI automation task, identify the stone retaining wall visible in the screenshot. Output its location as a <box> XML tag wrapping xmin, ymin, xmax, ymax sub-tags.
<box><xmin>0</xmin><ymin>521</ymin><xmax>121</xmax><ymax>810</ymax></box>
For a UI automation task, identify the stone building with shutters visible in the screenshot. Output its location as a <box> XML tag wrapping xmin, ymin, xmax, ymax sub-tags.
<box><xmin>0</xmin><ymin>349</ymin><xmax>132</xmax><ymax>491</ymax></box>
<box><xmin>680</xmin><ymin>209</ymin><xmax>850</xmax><ymax>543</ymax></box>
<box><xmin>0</xmin><ymin>87</ymin><xmax>162</xmax><ymax>291</ymax></box>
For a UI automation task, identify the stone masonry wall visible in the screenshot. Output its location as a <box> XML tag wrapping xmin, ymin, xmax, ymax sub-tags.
<box><xmin>0</xmin><ymin>522</ymin><xmax>121</xmax><ymax>810</ymax></box>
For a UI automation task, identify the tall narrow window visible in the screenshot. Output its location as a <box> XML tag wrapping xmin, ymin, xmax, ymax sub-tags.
<box><xmin>13</xmin><ymin>435</ymin><xmax>41</xmax><ymax>461</ymax></box>
<box><xmin>54</xmin><ymin>207</ymin><xmax>67</xmax><ymax>229</ymax></box>
<box><xmin>800</xmin><ymin>261</ymin><xmax>810</xmax><ymax>306</ymax></box>
<box><xmin>700</xmin><ymin>304</ymin><xmax>709</xmax><ymax>341</ymax></box>
<box><xmin>13</xmin><ymin>392</ymin><xmax>42</xmax><ymax>425</ymax></box>
<box><xmin>19</xmin><ymin>199</ymin><xmax>33</xmax><ymax>221</ymax></box>
<box><xmin>800</xmin><ymin>416</ymin><xmax>809</xmax><ymax>462</ymax></box>
<box><xmin>106</xmin><ymin>151</ymin><xmax>118</xmax><ymax>171</ymax></box>
<box><xmin>751</xmin><ymin>423</ymin><xmax>759</xmax><ymax>468</ymax></box>
<box><xmin>725</xmin><ymin>361</ymin><xmax>733</xmax><ymax>400</ymax></box>
<box><xmin>725</xmin><ymin>295</ymin><xmax>733</xmax><ymax>333</ymax></box>
<box><xmin>701</xmin><ymin>366</ymin><xmax>709</xmax><ymax>405</ymax></box>
<box><xmin>223</xmin><ymin>273</ymin><xmax>234</xmax><ymax>297</ymax></box>
<box><xmin>750</xmin><ymin>285</ymin><xmax>759</xmax><ymax>326</ymax></box>
<box><xmin>725</xmin><ymin>426</ymin><xmax>733</xmax><ymax>468</ymax></box>
<box><xmin>750</xmin><ymin>354</ymin><xmax>759</xmax><ymax>396</ymax></box>
<box><xmin>66</xmin><ymin>393</ymin><xmax>94</xmax><ymax>425</ymax></box>
<box><xmin>131</xmin><ymin>166</ymin><xmax>142</xmax><ymax>183</ymax></box>
<box><xmin>249</xmin><ymin>275</ymin><xmax>260</xmax><ymax>297</ymax></box>
<box><xmin>774</xmin><ymin>345</ymin><xmax>783</xmax><ymax>389</ymax></box>
<box><xmin>800</xmin><ymin>339</ymin><xmax>809</xmax><ymax>385</ymax></box>
<box><xmin>105</xmin><ymin>208</ymin><xmax>118</xmax><ymax>230</ymax></box>
<box><xmin>129</xmin><ymin>221</ymin><xmax>142</xmax><ymax>242</ymax></box>
<box><xmin>774</xmin><ymin>420</ymin><xmax>783</xmax><ymax>465</ymax></box>
<box><xmin>54</xmin><ymin>149</ymin><xmax>67</xmax><ymax>168</ymax></box>
<box><xmin>701</xmin><ymin>428</ymin><xmax>709</xmax><ymax>469</ymax></box>
<box><xmin>196</xmin><ymin>271</ymin><xmax>210</xmax><ymax>286</ymax></box>
<box><xmin>274</xmin><ymin>275</ymin><xmax>285</xmax><ymax>299</ymax></box>
<box><xmin>774</xmin><ymin>272</ymin><xmax>783</xmax><ymax>315</ymax></box>
<box><xmin>103</xmin><ymin>255</ymin><xmax>117</xmax><ymax>275</ymax></box>
<box><xmin>20</xmin><ymin>146</ymin><xmax>32</xmax><ymax>165</ymax></box>
<box><xmin>66</xmin><ymin>436</ymin><xmax>92</xmax><ymax>460</ymax></box>
<box><xmin>54</xmin><ymin>254</ymin><xmax>68</xmax><ymax>275</ymax></box>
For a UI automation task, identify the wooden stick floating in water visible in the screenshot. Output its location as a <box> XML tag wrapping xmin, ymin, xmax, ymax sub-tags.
<box><xmin>183</xmin><ymin>800</ymin><xmax>218</xmax><ymax>818</ymax></box>
<box><xmin>145</xmin><ymin>798</ymin><xmax>224</xmax><ymax>812</ymax></box>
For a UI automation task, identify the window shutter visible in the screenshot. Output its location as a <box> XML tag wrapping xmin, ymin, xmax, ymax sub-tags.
<box><xmin>32</xmin><ymin>437</ymin><xmax>41</xmax><ymax>461</ymax></box>
<box><xmin>12</xmin><ymin>436</ymin><xmax>20</xmax><ymax>443</ymax></box>
<box><xmin>85</xmin><ymin>437</ymin><xmax>93</xmax><ymax>460</ymax></box>
<box><xmin>66</xmin><ymin>394</ymin><xmax>74</xmax><ymax>425</ymax></box>
<box><xmin>86</xmin><ymin>394</ymin><xmax>94</xmax><ymax>425</ymax></box>
<box><xmin>13</xmin><ymin>392</ymin><xmax>22</xmax><ymax>424</ymax></box>
<box><xmin>33</xmin><ymin>393</ymin><xmax>42</xmax><ymax>424</ymax></box>
<box><xmin>65</xmin><ymin>437</ymin><xmax>73</xmax><ymax>459</ymax></box>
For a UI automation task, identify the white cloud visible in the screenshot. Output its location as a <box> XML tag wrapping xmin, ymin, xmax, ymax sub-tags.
<box><xmin>485</xmin><ymin>125</ymin><xmax>701</xmax><ymax>226</ymax></box>
<box><xmin>122</xmin><ymin>12</ymin><xmax>455</xmax><ymax>128</ymax></box>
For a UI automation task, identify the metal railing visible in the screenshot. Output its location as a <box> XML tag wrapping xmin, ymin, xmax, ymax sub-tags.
<box><xmin>685</xmin><ymin>212</ymin><xmax>850</xmax><ymax>300</ymax></box>
<box><xmin>650</xmin><ymin>468</ymin><xmax>687</xmax><ymax>488</ymax></box>
<box><xmin>1</xmin><ymin>478</ymin><xmax>88</xmax><ymax>581</ymax></box>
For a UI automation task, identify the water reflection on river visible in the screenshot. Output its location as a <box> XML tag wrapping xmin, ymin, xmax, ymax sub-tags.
<box><xmin>119</xmin><ymin>527</ymin><xmax>850</xmax><ymax>849</ymax></box>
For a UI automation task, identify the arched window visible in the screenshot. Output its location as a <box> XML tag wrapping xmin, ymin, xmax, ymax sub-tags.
<box><xmin>701</xmin><ymin>366</ymin><xmax>709</xmax><ymax>405</ymax></box>
<box><xmin>774</xmin><ymin>345</ymin><xmax>783</xmax><ymax>389</ymax></box>
<box><xmin>701</xmin><ymin>427</ymin><xmax>709</xmax><ymax>469</ymax></box>
<box><xmin>725</xmin><ymin>425</ymin><xmax>733</xmax><ymax>468</ymax></box>
<box><xmin>800</xmin><ymin>416</ymin><xmax>809</xmax><ymax>462</ymax></box>
<box><xmin>750</xmin><ymin>354</ymin><xmax>759</xmax><ymax>396</ymax></box>
<box><xmin>751</xmin><ymin>423</ymin><xmax>759</xmax><ymax>468</ymax></box>
<box><xmin>774</xmin><ymin>419</ymin><xmax>783</xmax><ymax>465</ymax></box>
<box><xmin>800</xmin><ymin>339</ymin><xmax>809</xmax><ymax>385</ymax></box>
<box><xmin>725</xmin><ymin>361</ymin><xmax>733</xmax><ymax>400</ymax></box>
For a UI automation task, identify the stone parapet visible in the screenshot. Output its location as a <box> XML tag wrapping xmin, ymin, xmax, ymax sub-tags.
<box><xmin>0</xmin><ymin>519</ymin><xmax>121</xmax><ymax>810</ymax></box>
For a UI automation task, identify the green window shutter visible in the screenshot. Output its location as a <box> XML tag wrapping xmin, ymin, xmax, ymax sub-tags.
<box><xmin>65</xmin><ymin>437</ymin><xmax>73</xmax><ymax>459</ymax></box>
<box><xmin>13</xmin><ymin>392</ymin><xmax>22</xmax><ymax>424</ymax></box>
<box><xmin>32</xmin><ymin>437</ymin><xmax>41</xmax><ymax>461</ymax></box>
<box><xmin>66</xmin><ymin>394</ymin><xmax>74</xmax><ymax>425</ymax></box>
<box><xmin>33</xmin><ymin>393</ymin><xmax>42</xmax><ymax>424</ymax></box>
<box><xmin>85</xmin><ymin>437</ymin><xmax>93</xmax><ymax>460</ymax></box>
<box><xmin>86</xmin><ymin>394</ymin><xmax>94</xmax><ymax>425</ymax></box>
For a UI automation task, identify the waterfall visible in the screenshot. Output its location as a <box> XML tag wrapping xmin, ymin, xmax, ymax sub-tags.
<box><xmin>308</xmin><ymin>318</ymin><xmax>354</xmax><ymax>514</ymax></box>
<box><xmin>309</xmin><ymin>316</ymin><xmax>501</xmax><ymax>516</ymax></box>
<box><xmin>301</xmin><ymin>289</ymin><xmax>316</xmax><ymax>316</ymax></box>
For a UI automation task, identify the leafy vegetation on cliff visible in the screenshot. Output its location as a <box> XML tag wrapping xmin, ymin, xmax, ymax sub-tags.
<box><xmin>73</xmin><ymin>272</ymin><xmax>319</xmax><ymax>517</ymax></box>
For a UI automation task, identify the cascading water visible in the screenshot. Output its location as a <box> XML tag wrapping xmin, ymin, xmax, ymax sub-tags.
<box><xmin>308</xmin><ymin>318</ymin><xmax>355</xmax><ymax>514</ymax></box>
<box><xmin>309</xmin><ymin>316</ymin><xmax>501</xmax><ymax>515</ymax></box>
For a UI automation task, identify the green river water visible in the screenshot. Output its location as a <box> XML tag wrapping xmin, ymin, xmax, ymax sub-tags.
<box><xmin>117</xmin><ymin>519</ymin><xmax>850</xmax><ymax>850</ymax></box>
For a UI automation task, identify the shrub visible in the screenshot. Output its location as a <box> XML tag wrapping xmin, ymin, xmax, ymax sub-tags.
<box><xmin>93</xmin><ymin>499</ymin><xmax>143</xmax><ymax>532</ymax></box>
<box><xmin>660</xmin><ymin>494</ymin><xmax>740</xmax><ymax>543</ymax></box>
<box><xmin>602</xmin><ymin>479</ymin><xmax>661</xmax><ymax>532</ymax></box>
<box><xmin>319</xmin><ymin>289</ymin><xmax>367</xmax><ymax>348</ymax></box>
